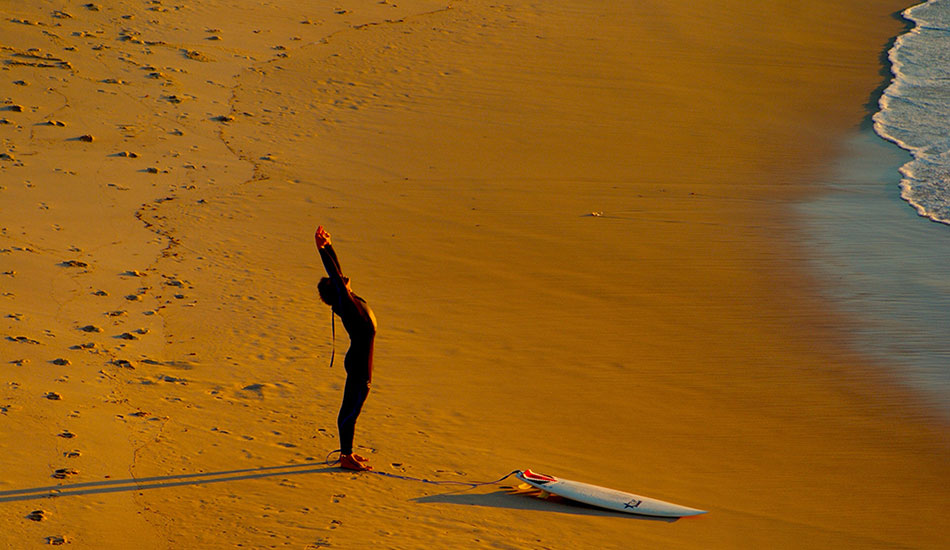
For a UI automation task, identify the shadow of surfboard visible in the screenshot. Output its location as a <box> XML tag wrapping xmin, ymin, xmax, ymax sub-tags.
<box><xmin>412</xmin><ymin>489</ymin><xmax>679</xmax><ymax>522</ymax></box>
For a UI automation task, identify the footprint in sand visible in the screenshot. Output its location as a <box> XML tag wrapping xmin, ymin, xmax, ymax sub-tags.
<box><xmin>8</xmin><ymin>336</ymin><xmax>40</xmax><ymax>344</ymax></box>
<box><xmin>124</xmin><ymin>287</ymin><xmax>149</xmax><ymax>301</ymax></box>
<box><xmin>182</xmin><ymin>49</ymin><xmax>213</xmax><ymax>62</ymax></box>
<box><xmin>69</xmin><ymin>342</ymin><xmax>96</xmax><ymax>350</ymax></box>
<box><xmin>51</xmin><ymin>468</ymin><xmax>78</xmax><ymax>479</ymax></box>
<box><xmin>26</xmin><ymin>510</ymin><xmax>46</xmax><ymax>521</ymax></box>
<box><xmin>163</xmin><ymin>276</ymin><xmax>185</xmax><ymax>288</ymax></box>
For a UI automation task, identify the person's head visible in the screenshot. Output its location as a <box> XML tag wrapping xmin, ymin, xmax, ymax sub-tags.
<box><xmin>317</xmin><ymin>277</ymin><xmax>349</xmax><ymax>306</ymax></box>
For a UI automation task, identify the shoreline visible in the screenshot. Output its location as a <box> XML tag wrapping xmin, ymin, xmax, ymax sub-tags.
<box><xmin>797</xmin><ymin>1</ymin><xmax>950</xmax><ymax>417</ymax></box>
<box><xmin>797</xmin><ymin>128</ymin><xmax>950</xmax><ymax>417</ymax></box>
<box><xmin>1</xmin><ymin>1</ymin><xmax>947</xmax><ymax>548</ymax></box>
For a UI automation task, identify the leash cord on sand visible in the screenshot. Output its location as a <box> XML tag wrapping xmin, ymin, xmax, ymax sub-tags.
<box><xmin>325</xmin><ymin>449</ymin><xmax>521</xmax><ymax>487</ymax></box>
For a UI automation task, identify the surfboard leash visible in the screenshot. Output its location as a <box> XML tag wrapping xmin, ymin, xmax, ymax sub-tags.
<box><xmin>324</xmin><ymin>449</ymin><xmax>521</xmax><ymax>488</ymax></box>
<box><xmin>369</xmin><ymin>468</ymin><xmax>522</xmax><ymax>488</ymax></box>
<box><xmin>329</xmin><ymin>310</ymin><xmax>335</xmax><ymax>368</ymax></box>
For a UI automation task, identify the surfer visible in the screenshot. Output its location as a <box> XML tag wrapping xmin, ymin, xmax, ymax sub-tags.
<box><xmin>314</xmin><ymin>226</ymin><xmax>377</xmax><ymax>471</ymax></box>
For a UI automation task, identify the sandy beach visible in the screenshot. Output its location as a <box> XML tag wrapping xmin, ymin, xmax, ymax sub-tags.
<box><xmin>1</xmin><ymin>1</ymin><xmax>947</xmax><ymax>548</ymax></box>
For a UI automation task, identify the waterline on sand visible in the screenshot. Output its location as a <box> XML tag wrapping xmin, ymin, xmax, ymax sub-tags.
<box><xmin>798</xmin><ymin>130</ymin><xmax>950</xmax><ymax>415</ymax></box>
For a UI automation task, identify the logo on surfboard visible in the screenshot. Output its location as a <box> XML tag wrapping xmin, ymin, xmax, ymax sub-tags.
<box><xmin>623</xmin><ymin>498</ymin><xmax>643</xmax><ymax>509</ymax></box>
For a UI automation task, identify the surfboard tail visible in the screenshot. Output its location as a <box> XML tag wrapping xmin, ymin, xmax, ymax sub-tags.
<box><xmin>520</xmin><ymin>469</ymin><xmax>557</xmax><ymax>484</ymax></box>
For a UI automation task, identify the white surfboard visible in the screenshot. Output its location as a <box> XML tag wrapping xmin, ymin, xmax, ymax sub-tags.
<box><xmin>516</xmin><ymin>469</ymin><xmax>706</xmax><ymax>518</ymax></box>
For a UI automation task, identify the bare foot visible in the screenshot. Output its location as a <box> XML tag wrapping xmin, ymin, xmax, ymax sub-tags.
<box><xmin>351</xmin><ymin>454</ymin><xmax>370</xmax><ymax>463</ymax></box>
<box><xmin>340</xmin><ymin>454</ymin><xmax>372</xmax><ymax>471</ymax></box>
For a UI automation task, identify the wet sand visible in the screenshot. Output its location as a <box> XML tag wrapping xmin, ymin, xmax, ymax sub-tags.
<box><xmin>798</xmin><ymin>129</ymin><xmax>950</xmax><ymax>414</ymax></box>
<box><xmin>1</xmin><ymin>1</ymin><xmax>946</xmax><ymax>548</ymax></box>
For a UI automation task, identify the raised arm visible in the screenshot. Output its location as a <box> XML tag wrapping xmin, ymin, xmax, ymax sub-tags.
<box><xmin>315</xmin><ymin>226</ymin><xmax>345</xmax><ymax>283</ymax></box>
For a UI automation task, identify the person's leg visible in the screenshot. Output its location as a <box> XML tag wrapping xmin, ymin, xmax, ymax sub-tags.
<box><xmin>337</xmin><ymin>373</ymin><xmax>371</xmax><ymax>469</ymax></box>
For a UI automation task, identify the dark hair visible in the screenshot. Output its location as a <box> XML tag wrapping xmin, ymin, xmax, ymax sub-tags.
<box><xmin>317</xmin><ymin>277</ymin><xmax>335</xmax><ymax>306</ymax></box>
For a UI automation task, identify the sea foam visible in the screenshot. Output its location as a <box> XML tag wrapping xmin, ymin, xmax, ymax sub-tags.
<box><xmin>874</xmin><ymin>0</ymin><xmax>950</xmax><ymax>225</ymax></box>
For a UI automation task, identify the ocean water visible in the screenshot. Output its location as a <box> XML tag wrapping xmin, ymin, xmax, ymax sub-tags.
<box><xmin>874</xmin><ymin>0</ymin><xmax>950</xmax><ymax>225</ymax></box>
<box><xmin>799</xmin><ymin>131</ymin><xmax>950</xmax><ymax>416</ymax></box>
<box><xmin>799</xmin><ymin>0</ymin><xmax>950</xmax><ymax>413</ymax></box>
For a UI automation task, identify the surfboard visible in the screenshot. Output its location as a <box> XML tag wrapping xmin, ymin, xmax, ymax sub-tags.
<box><xmin>516</xmin><ymin>469</ymin><xmax>706</xmax><ymax>518</ymax></box>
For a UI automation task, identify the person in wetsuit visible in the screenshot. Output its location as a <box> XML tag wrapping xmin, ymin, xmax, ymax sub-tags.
<box><xmin>314</xmin><ymin>226</ymin><xmax>377</xmax><ymax>471</ymax></box>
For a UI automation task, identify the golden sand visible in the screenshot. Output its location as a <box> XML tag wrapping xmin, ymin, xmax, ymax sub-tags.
<box><xmin>1</xmin><ymin>1</ymin><xmax>945</xmax><ymax>548</ymax></box>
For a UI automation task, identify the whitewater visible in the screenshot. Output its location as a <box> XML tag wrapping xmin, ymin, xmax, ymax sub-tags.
<box><xmin>874</xmin><ymin>0</ymin><xmax>950</xmax><ymax>225</ymax></box>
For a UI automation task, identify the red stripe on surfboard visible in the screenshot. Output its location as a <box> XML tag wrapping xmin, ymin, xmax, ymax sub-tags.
<box><xmin>522</xmin><ymin>469</ymin><xmax>557</xmax><ymax>483</ymax></box>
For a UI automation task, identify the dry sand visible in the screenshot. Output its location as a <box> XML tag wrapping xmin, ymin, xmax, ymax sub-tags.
<box><xmin>1</xmin><ymin>0</ymin><xmax>947</xmax><ymax>548</ymax></box>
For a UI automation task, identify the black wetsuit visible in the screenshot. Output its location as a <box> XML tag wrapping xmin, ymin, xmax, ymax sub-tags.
<box><xmin>319</xmin><ymin>244</ymin><xmax>377</xmax><ymax>456</ymax></box>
